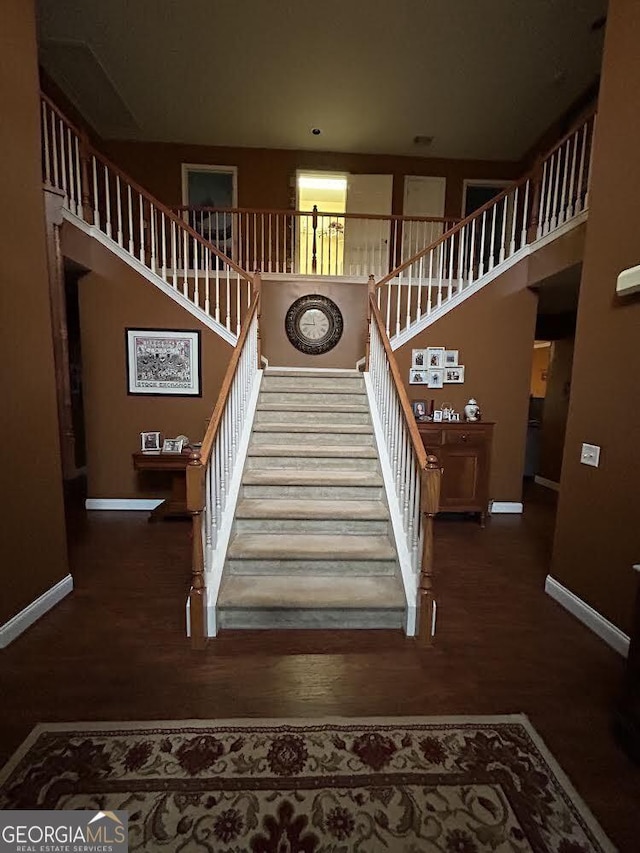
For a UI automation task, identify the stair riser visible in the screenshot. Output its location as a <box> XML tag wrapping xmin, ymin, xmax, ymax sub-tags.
<box><xmin>226</xmin><ymin>556</ymin><xmax>396</xmax><ymax>575</ymax></box>
<box><xmin>255</xmin><ymin>410</ymin><xmax>371</xmax><ymax>426</ymax></box>
<box><xmin>233</xmin><ymin>517</ymin><xmax>390</xmax><ymax>536</ymax></box>
<box><xmin>250</xmin><ymin>431</ymin><xmax>375</xmax><ymax>446</ymax></box>
<box><xmin>264</xmin><ymin>370</ymin><xmax>362</xmax><ymax>379</ymax></box>
<box><xmin>218</xmin><ymin>607</ymin><xmax>405</xmax><ymax>630</ymax></box>
<box><xmin>242</xmin><ymin>484</ymin><xmax>384</xmax><ymax>500</ymax></box>
<box><xmin>259</xmin><ymin>392</ymin><xmax>366</xmax><ymax>407</ymax></box>
<box><xmin>261</xmin><ymin>377</ymin><xmax>365</xmax><ymax>392</ymax></box>
<box><xmin>244</xmin><ymin>455</ymin><xmax>377</xmax><ymax>472</ymax></box>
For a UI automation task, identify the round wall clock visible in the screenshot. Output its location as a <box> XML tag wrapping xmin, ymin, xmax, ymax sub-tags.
<box><xmin>284</xmin><ymin>294</ymin><xmax>343</xmax><ymax>355</ymax></box>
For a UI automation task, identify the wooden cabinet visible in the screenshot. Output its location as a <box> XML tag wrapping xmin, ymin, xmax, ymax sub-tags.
<box><xmin>418</xmin><ymin>422</ymin><xmax>494</xmax><ymax>525</ymax></box>
<box><xmin>614</xmin><ymin>568</ymin><xmax>640</xmax><ymax>763</ymax></box>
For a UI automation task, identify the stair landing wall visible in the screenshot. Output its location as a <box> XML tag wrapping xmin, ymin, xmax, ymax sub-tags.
<box><xmin>260</xmin><ymin>277</ymin><xmax>368</xmax><ymax>368</ymax></box>
<box><xmin>61</xmin><ymin>219</ymin><xmax>233</xmax><ymax>500</ymax></box>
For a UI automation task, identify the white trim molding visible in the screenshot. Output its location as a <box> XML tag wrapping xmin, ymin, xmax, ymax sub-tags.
<box><xmin>490</xmin><ymin>501</ymin><xmax>523</xmax><ymax>514</ymax></box>
<box><xmin>0</xmin><ymin>575</ymin><xmax>73</xmax><ymax>649</ymax></box>
<box><xmin>545</xmin><ymin>575</ymin><xmax>630</xmax><ymax>657</ymax></box>
<box><xmin>364</xmin><ymin>371</ymin><xmax>417</xmax><ymax>637</ymax></box>
<box><xmin>534</xmin><ymin>475</ymin><xmax>560</xmax><ymax>492</ymax></box>
<box><xmin>85</xmin><ymin>498</ymin><xmax>163</xmax><ymax>511</ymax></box>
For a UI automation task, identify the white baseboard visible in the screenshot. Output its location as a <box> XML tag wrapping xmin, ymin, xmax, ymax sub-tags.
<box><xmin>545</xmin><ymin>575</ymin><xmax>630</xmax><ymax>657</ymax></box>
<box><xmin>490</xmin><ymin>501</ymin><xmax>523</xmax><ymax>514</ymax></box>
<box><xmin>0</xmin><ymin>574</ymin><xmax>73</xmax><ymax>649</ymax></box>
<box><xmin>534</xmin><ymin>475</ymin><xmax>560</xmax><ymax>492</ymax></box>
<box><xmin>85</xmin><ymin>498</ymin><xmax>163</xmax><ymax>511</ymax></box>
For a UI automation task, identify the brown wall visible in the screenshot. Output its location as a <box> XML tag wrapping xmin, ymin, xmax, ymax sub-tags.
<box><xmin>551</xmin><ymin>0</ymin><xmax>640</xmax><ymax>634</ymax></box>
<box><xmin>538</xmin><ymin>339</ymin><xmax>574</xmax><ymax>483</ymax></box>
<box><xmin>396</xmin><ymin>264</ymin><xmax>538</xmax><ymax>501</ymax></box>
<box><xmin>61</xmin><ymin>223</ymin><xmax>233</xmax><ymax>499</ymax></box>
<box><xmin>528</xmin><ymin>222</ymin><xmax>586</xmax><ymax>287</ymax></box>
<box><xmin>0</xmin><ymin>0</ymin><xmax>69</xmax><ymax>624</ymax></box>
<box><xmin>101</xmin><ymin>139</ymin><xmax>520</xmax><ymax>222</ymax></box>
<box><xmin>261</xmin><ymin>279</ymin><xmax>368</xmax><ymax>368</ymax></box>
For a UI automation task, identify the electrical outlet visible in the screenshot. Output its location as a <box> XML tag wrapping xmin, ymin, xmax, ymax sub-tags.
<box><xmin>580</xmin><ymin>443</ymin><xmax>601</xmax><ymax>467</ymax></box>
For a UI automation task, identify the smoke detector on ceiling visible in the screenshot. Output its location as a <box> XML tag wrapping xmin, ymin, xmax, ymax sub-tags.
<box><xmin>413</xmin><ymin>135</ymin><xmax>434</xmax><ymax>146</ymax></box>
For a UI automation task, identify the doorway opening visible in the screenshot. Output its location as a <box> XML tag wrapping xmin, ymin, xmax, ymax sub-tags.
<box><xmin>296</xmin><ymin>172</ymin><xmax>347</xmax><ymax>275</ymax></box>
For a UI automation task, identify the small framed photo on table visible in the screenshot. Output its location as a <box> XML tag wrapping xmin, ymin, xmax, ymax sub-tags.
<box><xmin>162</xmin><ymin>437</ymin><xmax>186</xmax><ymax>453</ymax></box>
<box><xmin>433</xmin><ymin>410</ymin><xmax>443</xmax><ymax>422</ymax></box>
<box><xmin>140</xmin><ymin>431</ymin><xmax>161</xmax><ymax>452</ymax></box>
<box><xmin>412</xmin><ymin>400</ymin><xmax>428</xmax><ymax>420</ymax></box>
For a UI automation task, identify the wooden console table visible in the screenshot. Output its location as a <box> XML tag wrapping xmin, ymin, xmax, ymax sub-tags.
<box><xmin>132</xmin><ymin>451</ymin><xmax>192</xmax><ymax>522</ymax></box>
<box><xmin>418</xmin><ymin>421</ymin><xmax>494</xmax><ymax>525</ymax></box>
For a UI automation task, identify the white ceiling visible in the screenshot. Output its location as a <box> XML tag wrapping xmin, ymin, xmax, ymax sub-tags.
<box><xmin>37</xmin><ymin>0</ymin><xmax>607</xmax><ymax>161</ymax></box>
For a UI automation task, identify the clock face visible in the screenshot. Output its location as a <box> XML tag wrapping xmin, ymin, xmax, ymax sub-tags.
<box><xmin>285</xmin><ymin>295</ymin><xmax>343</xmax><ymax>355</ymax></box>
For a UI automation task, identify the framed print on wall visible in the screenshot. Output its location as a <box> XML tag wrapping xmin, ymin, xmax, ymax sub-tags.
<box><xmin>444</xmin><ymin>366</ymin><xmax>465</xmax><ymax>384</ymax></box>
<box><xmin>412</xmin><ymin>349</ymin><xmax>428</xmax><ymax>369</ymax></box>
<box><xmin>409</xmin><ymin>369</ymin><xmax>428</xmax><ymax>385</ymax></box>
<box><xmin>427</xmin><ymin>368</ymin><xmax>444</xmax><ymax>388</ymax></box>
<box><xmin>126</xmin><ymin>329</ymin><xmax>202</xmax><ymax>396</ymax></box>
<box><xmin>426</xmin><ymin>347</ymin><xmax>445</xmax><ymax>368</ymax></box>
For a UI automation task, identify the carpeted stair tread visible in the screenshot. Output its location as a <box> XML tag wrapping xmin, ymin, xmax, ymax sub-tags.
<box><xmin>260</xmin><ymin>383</ymin><xmax>366</xmax><ymax>395</ymax></box>
<box><xmin>247</xmin><ymin>445</ymin><xmax>377</xmax><ymax>458</ymax></box>
<box><xmin>264</xmin><ymin>368</ymin><xmax>362</xmax><ymax>378</ymax></box>
<box><xmin>242</xmin><ymin>469</ymin><xmax>382</xmax><ymax>486</ymax></box>
<box><xmin>234</xmin><ymin>499</ymin><xmax>388</xmax><ymax>521</ymax></box>
<box><xmin>218</xmin><ymin>574</ymin><xmax>405</xmax><ymax>608</ymax></box>
<box><xmin>252</xmin><ymin>422</ymin><xmax>372</xmax><ymax>434</ymax></box>
<box><xmin>257</xmin><ymin>402</ymin><xmax>370</xmax><ymax>413</ymax></box>
<box><xmin>228</xmin><ymin>532</ymin><xmax>395</xmax><ymax>561</ymax></box>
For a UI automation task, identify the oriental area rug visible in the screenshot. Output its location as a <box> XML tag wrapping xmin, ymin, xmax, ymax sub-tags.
<box><xmin>0</xmin><ymin>715</ymin><xmax>615</xmax><ymax>852</ymax></box>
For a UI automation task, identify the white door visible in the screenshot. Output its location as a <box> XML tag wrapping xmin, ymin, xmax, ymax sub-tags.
<box><xmin>402</xmin><ymin>176</ymin><xmax>446</xmax><ymax>264</ymax></box>
<box><xmin>343</xmin><ymin>174</ymin><xmax>393</xmax><ymax>277</ymax></box>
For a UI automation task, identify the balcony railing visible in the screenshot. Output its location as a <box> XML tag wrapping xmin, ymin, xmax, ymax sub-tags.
<box><xmin>173</xmin><ymin>205</ymin><xmax>458</xmax><ymax>279</ymax></box>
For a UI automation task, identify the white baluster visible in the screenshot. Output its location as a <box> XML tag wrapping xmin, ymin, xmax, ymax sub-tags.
<box><xmin>139</xmin><ymin>195</ymin><xmax>145</xmax><ymax>262</ymax></box>
<box><xmin>499</xmin><ymin>196</ymin><xmax>507</xmax><ymax>263</ymax></box>
<box><xmin>171</xmin><ymin>219</ymin><xmax>177</xmax><ymax>289</ymax></box>
<box><xmin>59</xmin><ymin>121</ymin><xmax>68</xmax><ymax>205</ymax></box>
<box><xmin>236</xmin><ymin>273</ymin><xmax>241</xmax><ymax>336</ymax></box>
<box><xmin>150</xmin><ymin>205</ymin><xmax>157</xmax><ymax>273</ymax></box>
<box><xmin>102</xmin><ymin>164</ymin><xmax>111</xmax><ymax>238</ymax></box>
<box><xmin>182</xmin><ymin>230</ymin><xmax>189</xmax><ymax>296</ymax></box>
<box><xmin>488</xmin><ymin>205</ymin><xmax>496</xmax><ymax>269</ymax></box>
<box><xmin>550</xmin><ymin>150</ymin><xmax>562</xmax><ymax>232</ymax></box>
<box><xmin>42</xmin><ymin>102</ymin><xmax>51</xmax><ymax>185</ymax></box>
<box><xmin>193</xmin><ymin>238</ymin><xmax>199</xmax><ymax>307</ymax></box>
<box><xmin>161</xmin><ymin>212</ymin><xmax>167</xmax><ymax>280</ymax></box>
<box><xmin>538</xmin><ymin>160</ymin><xmax>549</xmax><ymax>238</ymax></box>
<box><xmin>215</xmin><ymin>260</ymin><xmax>221</xmax><ymax>323</ymax></box>
<box><xmin>468</xmin><ymin>218</ymin><xmax>476</xmax><ymax>283</ymax></box>
<box><xmin>226</xmin><ymin>267</ymin><xmax>231</xmax><ymax>332</ymax></box>
<box><xmin>478</xmin><ymin>213</ymin><xmax>486</xmax><ymax>278</ymax></box>
<box><xmin>74</xmin><ymin>137</ymin><xmax>82</xmax><ymax>219</ymax></box>
<box><xmin>447</xmin><ymin>232</ymin><xmax>454</xmax><ymax>300</ymax></box>
<box><xmin>66</xmin><ymin>129</ymin><xmax>76</xmax><ymax>214</ymax></box>
<box><xmin>567</xmin><ymin>133</ymin><xmax>579</xmax><ymax>221</ymax></box>
<box><xmin>126</xmin><ymin>185</ymin><xmax>133</xmax><ymax>254</ymax></box>
<box><xmin>51</xmin><ymin>114</ymin><xmax>60</xmax><ymax>188</ymax></box>
<box><xmin>204</xmin><ymin>247</ymin><xmax>210</xmax><ymax>315</ymax></box>
<box><xmin>521</xmin><ymin>180</ymin><xmax>530</xmax><ymax>247</ymax></box>
<box><xmin>91</xmin><ymin>156</ymin><xmax>100</xmax><ymax>228</ymax></box>
<box><xmin>116</xmin><ymin>176</ymin><xmax>123</xmax><ymax>246</ymax></box>
<box><xmin>509</xmin><ymin>188</ymin><xmax>518</xmax><ymax>257</ymax></box>
<box><xmin>558</xmin><ymin>141</ymin><xmax>570</xmax><ymax>225</ymax></box>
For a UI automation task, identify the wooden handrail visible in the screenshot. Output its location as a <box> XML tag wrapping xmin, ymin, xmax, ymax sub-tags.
<box><xmin>368</xmin><ymin>293</ymin><xmax>428</xmax><ymax>470</ymax></box>
<box><xmin>198</xmin><ymin>288</ymin><xmax>261</xmax><ymax>467</ymax></box>
<box><xmin>174</xmin><ymin>204</ymin><xmax>459</xmax><ymax>225</ymax></box>
<box><xmin>375</xmin><ymin>110</ymin><xmax>597</xmax><ymax>290</ymax></box>
<box><xmin>41</xmin><ymin>92</ymin><xmax>253</xmax><ymax>282</ymax></box>
<box><xmin>537</xmin><ymin>105</ymin><xmax>597</xmax><ymax>163</ymax></box>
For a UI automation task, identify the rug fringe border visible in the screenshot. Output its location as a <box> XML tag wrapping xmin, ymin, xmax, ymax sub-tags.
<box><xmin>0</xmin><ymin>713</ymin><xmax>617</xmax><ymax>852</ymax></box>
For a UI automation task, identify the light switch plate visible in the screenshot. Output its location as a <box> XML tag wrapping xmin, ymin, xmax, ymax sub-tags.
<box><xmin>580</xmin><ymin>443</ymin><xmax>601</xmax><ymax>467</ymax></box>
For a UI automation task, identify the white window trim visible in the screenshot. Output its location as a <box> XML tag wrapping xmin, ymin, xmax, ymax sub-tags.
<box><xmin>181</xmin><ymin>163</ymin><xmax>238</xmax><ymax>208</ymax></box>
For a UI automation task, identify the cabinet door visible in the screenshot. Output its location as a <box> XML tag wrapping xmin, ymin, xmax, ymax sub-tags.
<box><xmin>440</xmin><ymin>448</ymin><xmax>480</xmax><ymax>506</ymax></box>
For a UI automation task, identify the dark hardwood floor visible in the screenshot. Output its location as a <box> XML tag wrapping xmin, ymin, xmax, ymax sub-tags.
<box><xmin>1</xmin><ymin>482</ymin><xmax>638</xmax><ymax>849</ymax></box>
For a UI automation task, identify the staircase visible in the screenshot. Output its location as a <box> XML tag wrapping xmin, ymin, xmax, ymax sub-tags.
<box><xmin>216</xmin><ymin>368</ymin><xmax>407</xmax><ymax>630</ymax></box>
